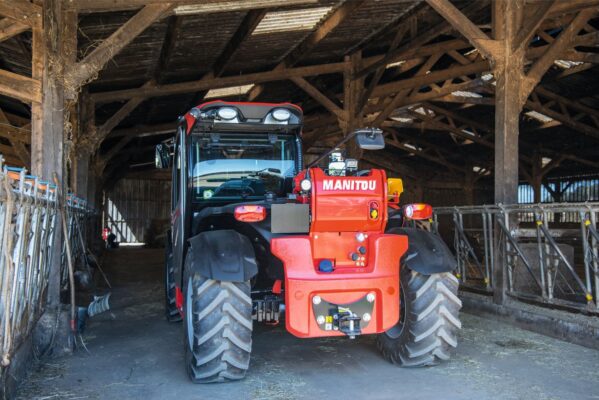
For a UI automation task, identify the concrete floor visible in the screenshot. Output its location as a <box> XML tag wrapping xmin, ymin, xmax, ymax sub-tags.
<box><xmin>17</xmin><ymin>248</ymin><xmax>599</xmax><ymax>400</ymax></box>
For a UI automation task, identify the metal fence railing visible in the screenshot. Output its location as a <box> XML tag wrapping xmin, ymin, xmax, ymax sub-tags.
<box><xmin>434</xmin><ymin>203</ymin><xmax>599</xmax><ymax>314</ymax></box>
<box><xmin>0</xmin><ymin>164</ymin><xmax>91</xmax><ymax>368</ymax></box>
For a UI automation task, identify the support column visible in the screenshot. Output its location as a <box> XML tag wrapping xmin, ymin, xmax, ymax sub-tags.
<box><xmin>492</xmin><ymin>0</ymin><xmax>524</xmax><ymax>305</ymax></box>
<box><xmin>493</xmin><ymin>1</ymin><xmax>524</xmax><ymax>205</ymax></box>
<box><xmin>531</xmin><ymin>153</ymin><xmax>543</xmax><ymax>203</ymax></box>
<box><xmin>342</xmin><ymin>52</ymin><xmax>364</xmax><ymax>160</ymax></box>
<box><xmin>464</xmin><ymin>167</ymin><xmax>476</xmax><ymax>205</ymax></box>
<box><xmin>73</xmin><ymin>95</ymin><xmax>93</xmax><ymax>199</ymax></box>
<box><xmin>30</xmin><ymin>0</ymin><xmax>66</xmax><ymax>307</ymax></box>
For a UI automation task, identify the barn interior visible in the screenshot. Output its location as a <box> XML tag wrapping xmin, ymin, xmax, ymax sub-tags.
<box><xmin>0</xmin><ymin>0</ymin><xmax>598</xmax><ymax>398</ymax></box>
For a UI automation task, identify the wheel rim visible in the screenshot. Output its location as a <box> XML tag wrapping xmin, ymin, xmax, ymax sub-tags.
<box><xmin>384</xmin><ymin>276</ymin><xmax>406</xmax><ymax>339</ymax></box>
<box><xmin>186</xmin><ymin>276</ymin><xmax>194</xmax><ymax>350</ymax></box>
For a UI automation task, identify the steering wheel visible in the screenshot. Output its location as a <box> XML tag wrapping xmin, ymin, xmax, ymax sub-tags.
<box><xmin>355</xmin><ymin>170</ymin><xmax>371</xmax><ymax>177</ymax></box>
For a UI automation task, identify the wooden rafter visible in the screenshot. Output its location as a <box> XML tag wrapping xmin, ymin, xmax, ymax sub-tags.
<box><xmin>0</xmin><ymin>107</ymin><xmax>29</xmax><ymax>167</ymax></box>
<box><xmin>291</xmin><ymin>76</ymin><xmax>345</xmax><ymax>120</ymax></box>
<box><xmin>371</xmin><ymin>53</ymin><xmax>443</xmax><ymax>127</ymax></box>
<box><xmin>358</xmin><ymin>24</ymin><xmax>410</xmax><ymax>113</ymax></box>
<box><xmin>249</xmin><ymin>0</ymin><xmax>363</xmax><ymax>101</ymax></box>
<box><xmin>425</xmin><ymin>0</ymin><xmax>500</xmax><ymax>62</ymax></box>
<box><xmin>66</xmin><ymin>3</ymin><xmax>174</xmax><ymax>93</ymax></box>
<box><xmin>525</xmin><ymin>85</ymin><xmax>599</xmax><ymax>140</ymax></box>
<box><xmin>384</xmin><ymin>129</ymin><xmax>466</xmax><ymax>173</ymax></box>
<box><xmin>512</xmin><ymin>0</ymin><xmax>556</xmax><ymax>52</ymax></box>
<box><xmin>0</xmin><ymin>0</ymin><xmax>41</xmax><ymax>29</ymax></box>
<box><xmin>212</xmin><ymin>9</ymin><xmax>266</xmax><ymax>78</ymax></box>
<box><xmin>355</xmin><ymin>1</ymin><xmax>488</xmax><ymax>79</ymax></box>
<box><xmin>286</xmin><ymin>1</ymin><xmax>365</xmax><ymax>68</ymax></box>
<box><xmin>154</xmin><ymin>16</ymin><xmax>182</xmax><ymax>83</ymax></box>
<box><xmin>71</xmin><ymin>0</ymin><xmax>318</xmax><ymax>13</ymax></box>
<box><xmin>0</xmin><ymin>69</ymin><xmax>41</xmax><ymax>103</ymax></box>
<box><xmin>521</xmin><ymin>7</ymin><xmax>596</xmax><ymax>102</ymax></box>
<box><xmin>91</xmin><ymin>61</ymin><xmax>347</xmax><ymax>103</ymax></box>
<box><xmin>0</xmin><ymin>18</ymin><xmax>28</xmax><ymax>42</ymax></box>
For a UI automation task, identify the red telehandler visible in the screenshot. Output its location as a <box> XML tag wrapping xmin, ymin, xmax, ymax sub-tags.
<box><xmin>155</xmin><ymin>101</ymin><xmax>461</xmax><ymax>382</ymax></box>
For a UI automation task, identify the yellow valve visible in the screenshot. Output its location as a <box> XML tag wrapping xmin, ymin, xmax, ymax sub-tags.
<box><xmin>484</xmin><ymin>278</ymin><xmax>489</xmax><ymax>284</ymax></box>
<box><xmin>536</xmin><ymin>220</ymin><xmax>543</xmax><ymax>226</ymax></box>
<box><xmin>455</xmin><ymin>273</ymin><xmax>462</xmax><ymax>279</ymax></box>
<box><xmin>584</xmin><ymin>220</ymin><xmax>591</xmax><ymax>226</ymax></box>
<box><xmin>586</xmin><ymin>293</ymin><xmax>593</xmax><ymax>302</ymax></box>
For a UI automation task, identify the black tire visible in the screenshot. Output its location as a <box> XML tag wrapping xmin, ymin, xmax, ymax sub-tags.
<box><xmin>165</xmin><ymin>234</ymin><xmax>181</xmax><ymax>322</ymax></box>
<box><xmin>183</xmin><ymin>251</ymin><xmax>253</xmax><ymax>383</ymax></box>
<box><xmin>377</xmin><ymin>268</ymin><xmax>462</xmax><ymax>367</ymax></box>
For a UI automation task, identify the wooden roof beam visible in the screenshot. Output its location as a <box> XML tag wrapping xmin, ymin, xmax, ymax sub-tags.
<box><xmin>0</xmin><ymin>107</ymin><xmax>29</xmax><ymax>168</ymax></box>
<box><xmin>384</xmin><ymin>129</ymin><xmax>466</xmax><ymax>173</ymax></box>
<box><xmin>512</xmin><ymin>0</ymin><xmax>556</xmax><ymax>52</ymax></box>
<box><xmin>91</xmin><ymin>60</ymin><xmax>347</xmax><ymax>103</ymax></box>
<box><xmin>154</xmin><ymin>16</ymin><xmax>182</xmax><ymax>83</ymax></box>
<box><xmin>290</xmin><ymin>76</ymin><xmax>345</xmax><ymax>120</ymax></box>
<box><xmin>358</xmin><ymin>24</ymin><xmax>410</xmax><ymax>113</ymax></box>
<box><xmin>0</xmin><ymin>0</ymin><xmax>41</xmax><ymax>29</ymax></box>
<box><xmin>211</xmin><ymin>9</ymin><xmax>266</xmax><ymax>78</ymax></box>
<box><xmin>249</xmin><ymin>1</ymin><xmax>364</xmax><ymax>101</ymax></box>
<box><xmin>66</xmin><ymin>3</ymin><xmax>174</xmax><ymax>95</ymax></box>
<box><xmin>0</xmin><ymin>18</ymin><xmax>29</xmax><ymax>42</ymax></box>
<box><xmin>0</xmin><ymin>69</ymin><xmax>41</xmax><ymax>104</ymax></box>
<box><xmin>357</xmin><ymin>1</ymin><xmax>488</xmax><ymax>80</ymax></box>
<box><xmin>520</xmin><ymin>7</ymin><xmax>596</xmax><ymax>105</ymax></box>
<box><xmin>370</xmin><ymin>60</ymin><xmax>489</xmax><ymax>99</ymax></box>
<box><xmin>72</xmin><ymin>0</ymin><xmax>318</xmax><ymax>13</ymax></box>
<box><xmin>425</xmin><ymin>0</ymin><xmax>501</xmax><ymax>62</ymax></box>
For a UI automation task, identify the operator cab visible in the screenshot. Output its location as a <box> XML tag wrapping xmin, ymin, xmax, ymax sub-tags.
<box><xmin>156</xmin><ymin>101</ymin><xmax>304</xmax><ymax>207</ymax></box>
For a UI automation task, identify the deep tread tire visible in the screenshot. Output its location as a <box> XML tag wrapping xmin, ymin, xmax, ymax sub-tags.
<box><xmin>377</xmin><ymin>268</ymin><xmax>462</xmax><ymax>367</ymax></box>
<box><xmin>183</xmin><ymin>251</ymin><xmax>252</xmax><ymax>383</ymax></box>
<box><xmin>164</xmin><ymin>235</ymin><xmax>181</xmax><ymax>322</ymax></box>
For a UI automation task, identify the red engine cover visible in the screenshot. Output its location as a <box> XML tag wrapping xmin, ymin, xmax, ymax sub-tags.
<box><xmin>309</xmin><ymin>168</ymin><xmax>388</xmax><ymax>233</ymax></box>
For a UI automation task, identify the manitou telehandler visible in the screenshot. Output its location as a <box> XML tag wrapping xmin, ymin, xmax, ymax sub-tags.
<box><xmin>155</xmin><ymin>101</ymin><xmax>461</xmax><ymax>383</ymax></box>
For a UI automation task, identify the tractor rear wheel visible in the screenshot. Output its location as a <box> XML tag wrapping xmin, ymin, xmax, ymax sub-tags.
<box><xmin>183</xmin><ymin>251</ymin><xmax>253</xmax><ymax>383</ymax></box>
<box><xmin>377</xmin><ymin>268</ymin><xmax>462</xmax><ymax>367</ymax></box>
<box><xmin>164</xmin><ymin>236</ymin><xmax>181</xmax><ymax>322</ymax></box>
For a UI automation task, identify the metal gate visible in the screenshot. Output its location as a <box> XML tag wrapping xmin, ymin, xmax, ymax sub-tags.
<box><xmin>434</xmin><ymin>203</ymin><xmax>599</xmax><ymax>314</ymax></box>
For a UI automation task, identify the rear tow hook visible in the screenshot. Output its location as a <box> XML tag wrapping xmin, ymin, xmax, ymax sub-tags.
<box><xmin>335</xmin><ymin>311</ymin><xmax>362</xmax><ymax>339</ymax></box>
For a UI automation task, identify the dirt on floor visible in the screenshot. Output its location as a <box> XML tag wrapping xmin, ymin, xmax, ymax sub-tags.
<box><xmin>16</xmin><ymin>247</ymin><xmax>599</xmax><ymax>400</ymax></box>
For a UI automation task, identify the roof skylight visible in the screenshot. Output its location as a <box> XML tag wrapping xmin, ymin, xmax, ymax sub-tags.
<box><xmin>205</xmin><ymin>84</ymin><xmax>255</xmax><ymax>99</ymax></box>
<box><xmin>525</xmin><ymin>110</ymin><xmax>553</xmax><ymax>123</ymax></box>
<box><xmin>253</xmin><ymin>6</ymin><xmax>333</xmax><ymax>35</ymax></box>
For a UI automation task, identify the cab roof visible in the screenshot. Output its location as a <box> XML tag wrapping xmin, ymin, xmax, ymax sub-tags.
<box><xmin>183</xmin><ymin>100</ymin><xmax>303</xmax><ymax>135</ymax></box>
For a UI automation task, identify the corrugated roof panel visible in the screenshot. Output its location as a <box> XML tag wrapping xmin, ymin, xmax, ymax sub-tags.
<box><xmin>253</xmin><ymin>6</ymin><xmax>334</xmax><ymax>34</ymax></box>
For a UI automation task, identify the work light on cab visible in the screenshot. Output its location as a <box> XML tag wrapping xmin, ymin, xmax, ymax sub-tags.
<box><xmin>403</xmin><ymin>203</ymin><xmax>433</xmax><ymax>220</ymax></box>
<box><xmin>217</xmin><ymin>107</ymin><xmax>238</xmax><ymax>120</ymax></box>
<box><xmin>272</xmin><ymin>108</ymin><xmax>291</xmax><ymax>121</ymax></box>
<box><xmin>234</xmin><ymin>205</ymin><xmax>266</xmax><ymax>222</ymax></box>
<box><xmin>300</xmin><ymin>178</ymin><xmax>312</xmax><ymax>192</ymax></box>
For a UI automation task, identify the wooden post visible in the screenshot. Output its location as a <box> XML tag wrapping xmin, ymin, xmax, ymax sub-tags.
<box><xmin>342</xmin><ymin>52</ymin><xmax>364</xmax><ymax>160</ymax></box>
<box><xmin>492</xmin><ymin>0</ymin><xmax>524</xmax><ymax>305</ymax></box>
<box><xmin>30</xmin><ymin>0</ymin><xmax>67</xmax><ymax>307</ymax></box>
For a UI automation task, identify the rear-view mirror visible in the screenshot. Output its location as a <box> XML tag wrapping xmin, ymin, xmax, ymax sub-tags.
<box><xmin>155</xmin><ymin>144</ymin><xmax>171</xmax><ymax>169</ymax></box>
<box><xmin>355</xmin><ymin>128</ymin><xmax>385</xmax><ymax>150</ymax></box>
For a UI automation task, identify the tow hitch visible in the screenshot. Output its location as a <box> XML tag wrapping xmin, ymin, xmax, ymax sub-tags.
<box><xmin>312</xmin><ymin>293</ymin><xmax>375</xmax><ymax>338</ymax></box>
